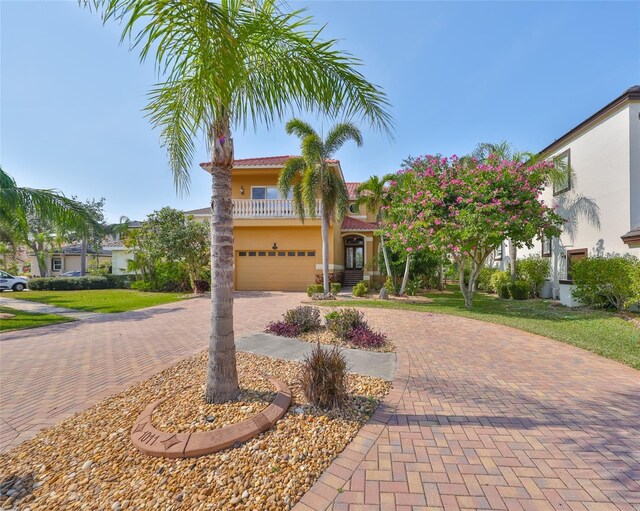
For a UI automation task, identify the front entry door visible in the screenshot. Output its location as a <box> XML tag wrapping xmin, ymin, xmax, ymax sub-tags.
<box><xmin>344</xmin><ymin>236</ymin><xmax>364</xmax><ymax>270</ymax></box>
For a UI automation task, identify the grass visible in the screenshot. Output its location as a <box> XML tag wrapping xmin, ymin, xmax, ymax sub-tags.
<box><xmin>324</xmin><ymin>287</ymin><xmax>640</xmax><ymax>370</ymax></box>
<box><xmin>11</xmin><ymin>289</ymin><xmax>188</xmax><ymax>314</ymax></box>
<box><xmin>0</xmin><ymin>306</ymin><xmax>73</xmax><ymax>332</ymax></box>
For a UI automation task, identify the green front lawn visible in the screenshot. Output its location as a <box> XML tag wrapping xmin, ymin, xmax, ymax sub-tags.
<box><xmin>12</xmin><ymin>289</ymin><xmax>188</xmax><ymax>313</ymax></box>
<box><xmin>327</xmin><ymin>287</ymin><xmax>640</xmax><ymax>370</ymax></box>
<box><xmin>0</xmin><ymin>306</ymin><xmax>74</xmax><ymax>332</ymax></box>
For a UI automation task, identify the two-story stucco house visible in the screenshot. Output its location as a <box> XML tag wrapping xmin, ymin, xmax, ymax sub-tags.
<box><xmin>517</xmin><ymin>85</ymin><xmax>640</xmax><ymax>303</ymax></box>
<box><xmin>185</xmin><ymin>156</ymin><xmax>381</xmax><ymax>291</ymax></box>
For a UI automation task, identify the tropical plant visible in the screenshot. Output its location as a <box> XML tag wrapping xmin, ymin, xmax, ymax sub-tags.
<box><xmin>0</xmin><ymin>166</ymin><xmax>97</xmax><ymax>276</ymax></box>
<box><xmin>279</xmin><ymin>119</ymin><xmax>363</xmax><ymax>295</ymax></box>
<box><xmin>516</xmin><ymin>255</ymin><xmax>550</xmax><ymax>297</ymax></box>
<box><xmin>355</xmin><ymin>174</ymin><xmax>394</xmax><ymax>278</ymax></box>
<box><xmin>86</xmin><ymin>0</ymin><xmax>392</xmax><ymax>403</ymax></box>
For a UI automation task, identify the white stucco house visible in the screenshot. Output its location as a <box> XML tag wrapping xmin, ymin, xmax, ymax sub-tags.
<box><xmin>516</xmin><ymin>85</ymin><xmax>640</xmax><ymax>304</ymax></box>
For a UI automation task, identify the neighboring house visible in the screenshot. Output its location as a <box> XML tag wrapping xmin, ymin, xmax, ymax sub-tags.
<box><xmin>29</xmin><ymin>243</ymin><xmax>113</xmax><ymax>277</ymax></box>
<box><xmin>518</xmin><ymin>85</ymin><xmax>640</xmax><ymax>302</ymax></box>
<box><xmin>108</xmin><ymin>221</ymin><xmax>142</xmax><ymax>275</ymax></box>
<box><xmin>186</xmin><ymin>155</ymin><xmax>380</xmax><ymax>291</ymax></box>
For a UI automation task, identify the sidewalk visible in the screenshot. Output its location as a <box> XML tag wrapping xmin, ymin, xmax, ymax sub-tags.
<box><xmin>0</xmin><ymin>295</ymin><xmax>102</xmax><ymax>320</ymax></box>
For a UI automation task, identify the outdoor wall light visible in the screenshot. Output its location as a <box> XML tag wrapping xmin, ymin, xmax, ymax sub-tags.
<box><xmin>272</xmin><ymin>243</ymin><xmax>278</xmax><ymax>250</ymax></box>
<box><xmin>240</xmin><ymin>186</ymin><xmax>245</xmax><ymax>195</ymax></box>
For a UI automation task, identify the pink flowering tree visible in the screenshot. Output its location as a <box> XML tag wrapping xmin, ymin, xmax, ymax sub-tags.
<box><xmin>383</xmin><ymin>154</ymin><xmax>564</xmax><ymax>308</ymax></box>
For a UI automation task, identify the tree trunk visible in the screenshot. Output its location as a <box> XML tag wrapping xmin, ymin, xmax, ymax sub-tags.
<box><xmin>321</xmin><ymin>211</ymin><xmax>330</xmax><ymax>295</ymax></box>
<box><xmin>204</xmin><ymin>116</ymin><xmax>239</xmax><ymax>404</ymax></box>
<box><xmin>80</xmin><ymin>239</ymin><xmax>87</xmax><ymax>276</ymax></box>
<box><xmin>438</xmin><ymin>262</ymin><xmax>444</xmax><ymax>291</ymax></box>
<box><xmin>380</xmin><ymin>235</ymin><xmax>392</xmax><ymax>278</ymax></box>
<box><xmin>509</xmin><ymin>239</ymin><xmax>517</xmax><ymax>281</ymax></box>
<box><xmin>399</xmin><ymin>254</ymin><xmax>411</xmax><ymax>295</ymax></box>
<box><xmin>458</xmin><ymin>262</ymin><xmax>473</xmax><ymax>308</ymax></box>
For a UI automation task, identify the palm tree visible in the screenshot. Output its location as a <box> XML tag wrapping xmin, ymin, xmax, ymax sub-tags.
<box><xmin>355</xmin><ymin>174</ymin><xmax>394</xmax><ymax>279</ymax></box>
<box><xmin>279</xmin><ymin>119</ymin><xmax>363</xmax><ymax>294</ymax></box>
<box><xmin>0</xmin><ymin>166</ymin><xmax>97</xmax><ymax>275</ymax></box>
<box><xmin>87</xmin><ymin>0</ymin><xmax>392</xmax><ymax>403</ymax></box>
<box><xmin>470</xmin><ymin>142</ymin><xmax>599</xmax><ymax>281</ymax></box>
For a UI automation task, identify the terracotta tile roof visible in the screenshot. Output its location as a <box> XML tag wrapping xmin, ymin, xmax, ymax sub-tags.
<box><xmin>341</xmin><ymin>216</ymin><xmax>378</xmax><ymax>232</ymax></box>
<box><xmin>184</xmin><ymin>207</ymin><xmax>211</xmax><ymax>215</ymax></box>
<box><xmin>199</xmin><ymin>155</ymin><xmax>340</xmax><ymax>169</ymax></box>
<box><xmin>345</xmin><ymin>182</ymin><xmax>362</xmax><ymax>200</ymax></box>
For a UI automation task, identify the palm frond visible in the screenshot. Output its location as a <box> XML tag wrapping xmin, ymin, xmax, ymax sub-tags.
<box><xmin>324</xmin><ymin>122</ymin><xmax>363</xmax><ymax>155</ymax></box>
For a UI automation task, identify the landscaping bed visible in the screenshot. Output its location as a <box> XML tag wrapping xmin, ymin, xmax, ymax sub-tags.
<box><xmin>266</xmin><ymin>306</ymin><xmax>394</xmax><ymax>352</ymax></box>
<box><xmin>298</xmin><ymin>329</ymin><xmax>394</xmax><ymax>353</ymax></box>
<box><xmin>0</xmin><ymin>306</ymin><xmax>73</xmax><ymax>332</ymax></box>
<box><xmin>0</xmin><ymin>351</ymin><xmax>389</xmax><ymax>511</ymax></box>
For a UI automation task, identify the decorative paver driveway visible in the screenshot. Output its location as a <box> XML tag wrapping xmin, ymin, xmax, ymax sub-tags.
<box><xmin>0</xmin><ymin>292</ymin><xmax>303</xmax><ymax>451</ymax></box>
<box><xmin>296</xmin><ymin>309</ymin><xmax>640</xmax><ymax>511</ymax></box>
<box><xmin>1</xmin><ymin>296</ymin><xmax>639</xmax><ymax>510</ymax></box>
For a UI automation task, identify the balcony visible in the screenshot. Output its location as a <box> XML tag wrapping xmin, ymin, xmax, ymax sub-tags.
<box><xmin>232</xmin><ymin>199</ymin><xmax>322</xmax><ymax>218</ymax></box>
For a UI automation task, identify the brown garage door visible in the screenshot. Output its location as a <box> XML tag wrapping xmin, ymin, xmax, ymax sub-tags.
<box><xmin>236</xmin><ymin>250</ymin><xmax>317</xmax><ymax>291</ymax></box>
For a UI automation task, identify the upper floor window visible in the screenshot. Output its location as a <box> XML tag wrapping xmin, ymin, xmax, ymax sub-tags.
<box><xmin>251</xmin><ymin>186</ymin><xmax>292</xmax><ymax>200</ymax></box>
<box><xmin>552</xmin><ymin>149</ymin><xmax>571</xmax><ymax>196</ymax></box>
<box><xmin>349</xmin><ymin>203</ymin><xmax>360</xmax><ymax>214</ymax></box>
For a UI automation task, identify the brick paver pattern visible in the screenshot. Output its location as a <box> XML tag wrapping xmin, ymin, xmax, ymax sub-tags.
<box><xmin>0</xmin><ymin>292</ymin><xmax>302</xmax><ymax>451</ymax></box>
<box><xmin>2</xmin><ymin>295</ymin><xmax>639</xmax><ymax>510</ymax></box>
<box><xmin>295</xmin><ymin>309</ymin><xmax>640</xmax><ymax>511</ymax></box>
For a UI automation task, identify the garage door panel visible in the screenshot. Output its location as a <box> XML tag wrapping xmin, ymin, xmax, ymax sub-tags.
<box><xmin>236</xmin><ymin>250</ymin><xmax>316</xmax><ymax>291</ymax></box>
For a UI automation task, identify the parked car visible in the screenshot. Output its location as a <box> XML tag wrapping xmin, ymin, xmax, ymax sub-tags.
<box><xmin>60</xmin><ymin>271</ymin><xmax>82</xmax><ymax>277</ymax></box>
<box><xmin>0</xmin><ymin>271</ymin><xmax>28</xmax><ymax>292</ymax></box>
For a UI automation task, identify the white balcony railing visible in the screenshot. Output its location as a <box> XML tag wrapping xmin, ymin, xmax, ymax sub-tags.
<box><xmin>232</xmin><ymin>199</ymin><xmax>322</xmax><ymax>218</ymax></box>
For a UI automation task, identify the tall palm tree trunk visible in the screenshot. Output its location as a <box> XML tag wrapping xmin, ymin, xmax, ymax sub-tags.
<box><xmin>321</xmin><ymin>210</ymin><xmax>330</xmax><ymax>295</ymax></box>
<box><xmin>399</xmin><ymin>254</ymin><xmax>411</xmax><ymax>295</ymax></box>
<box><xmin>80</xmin><ymin>239</ymin><xmax>88</xmax><ymax>276</ymax></box>
<box><xmin>205</xmin><ymin>118</ymin><xmax>239</xmax><ymax>404</ymax></box>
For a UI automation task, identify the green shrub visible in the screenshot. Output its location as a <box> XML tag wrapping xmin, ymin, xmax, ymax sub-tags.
<box><xmin>130</xmin><ymin>280</ymin><xmax>153</xmax><ymax>291</ymax></box>
<box><xmin>330</xmin><ymin>283</ymin><xmax>342</xmax><ymax>294</ymax></box>
<box><xmin>498</xmin><ymin>284</ymin><xmax>510</xmax><ymax>299</ymax></box>
<box><xmin>629</xmin><ymin>264</ymin><xmax>640</xmax><ymax>309</ymax></box>
<box><xmin>150</xmin><ymin>261</ymin><xmax>190</xmax><ymax>292</ymax></box>
<box><xmin>489</xmin><ymin>270</ymin><xmax>511</xmax><ymax>294</ymax></box>
<box><xmin>405</xmin><ymin>276</ymin><xmax>425</xmax><ymax>296</ymax></box>
<box><xmin>508</xmin><ymin>280</ymin><xmax>530</xmax><ymax>300</ymax></box>
<box><xmin>307</xmin><ymin>284</ymin><xmax>324</xmax><ymax>297</ymax></box>
<box><xmin>572</xmin><ymin>256</ymin><xmax>639</xmax><ymax>311</ymax></box>
<box><xmin>27</xmin><ymin>276</ymin><xmax>111</xmax><ymax>291</ymax></box>
<box><xmin>325</xmin><ymin>308</ymin><xmax>365</xmax><ymax>340</ymax></box>
<box><xmin>283</xmin><ymin>306</ymin><xmax>321</xmax><ymax>332</ymax></box>
<box><xmin>300</xmin><ymin>344</ymin><xmax>348</xmax><ymax>409</ymax></box>
<box><xmin>352</xmin><ymin>282</ymin><xmax>368</xmax><ymax>297</ymax></box>
<box><xmin>517</xmin><ymin>256</ymin><xmax>550</xmax><ymax>297</ymax></box>
<box><xmin>477</xmin><ymin>267</ymin><xmax>498</xmax><ymax>292</ymax></box>
<box><xmin>384</xmin><ymin>276</ymin><xmax>396</xmax><ymax>295</ymax></box>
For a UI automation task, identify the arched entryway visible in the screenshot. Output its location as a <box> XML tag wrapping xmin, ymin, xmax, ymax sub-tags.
<box><xmin>343</xmin><ymin>235</ymin><xmax>364</xmax><ymax>286</ymax></box>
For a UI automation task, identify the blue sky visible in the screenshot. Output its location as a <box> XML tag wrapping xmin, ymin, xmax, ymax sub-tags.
<box><xmin>2</xmin><ymin>1</ymin><xmax>639</xmax><ymax>222</ymax></box>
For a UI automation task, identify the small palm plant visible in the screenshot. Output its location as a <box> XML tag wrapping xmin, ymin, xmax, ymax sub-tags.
<box><xmin>279</xmin><ymin>119</ymin><xmax>364</xmax><ymax>295</ymax></box>
<box><xmin>355</xmin><ymin>175</ymin><xmax>395</xmax><ymax>279</ymax></box>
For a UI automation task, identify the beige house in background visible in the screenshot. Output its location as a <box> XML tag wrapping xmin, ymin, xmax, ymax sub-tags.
<box><xmin>28</xmin><ymin>243</ymin><xmax>113</xmax><ymax>277</ymax></box>
<box><xmin>185</xmin><ymin>155</ymin><xmax>381</xmax><ymax>291</ymax></box>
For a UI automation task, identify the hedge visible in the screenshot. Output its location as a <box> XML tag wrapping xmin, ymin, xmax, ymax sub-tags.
<box><xmin>27</xmin><ymin>274</ymin><xmax>135</xmax><ymax>291</ymax></box>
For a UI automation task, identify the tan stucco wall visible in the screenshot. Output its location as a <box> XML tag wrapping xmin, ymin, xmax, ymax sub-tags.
<box><xmin>28</xmin><ymin>254</ymin><xmax>111</xmax><ymax>276</ymax></box>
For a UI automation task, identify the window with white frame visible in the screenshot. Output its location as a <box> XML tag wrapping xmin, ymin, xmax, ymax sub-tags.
<box><xmin>494</xmin><ymin>243</ymin><xmax>503</xmax><ymax>261</ymax></box>
<box><xmin>52</xmin><ymin>258</ymin><xmax>62</xmax><ymax>271</ymax></box>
